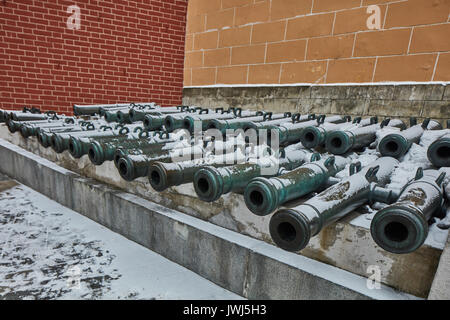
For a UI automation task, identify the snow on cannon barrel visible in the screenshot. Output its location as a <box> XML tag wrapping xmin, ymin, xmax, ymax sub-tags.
<box><xmin>129</xmin><ymin>105</ymin><xmax>187</xmax><ymax>122</ymax></box>
<box><xmin>183</xmin><ymin>108</ymin><xmax>255</xmax><ymax>133</ymax></box>
<box><xmin>19</xmin><ymin>117</ymin><xmax>80</xmax><ymax>138</ymax></box>
<box><xmin>193</xmin><ymin>148</ymin><xmax>315</xmax><ymax>202</ymax></box>
<box><xmin>206</xmin><ymin>111</ymin><xmax>284</xmax><ymax>134</ymax></box>
<box><xmin>85</xmin><ymin>127</ymin><xmax>151</xmax><ymax>165</ymax></box>
<box><xmin>86</xmin><ymin>129</ymin><xmax>191</xmax><ymax>165</ymax></box>
<box><xmin>261</xmin><ymin>114</ymin><xmax>353</xmax><ymax>146</ymax></box>
<box><xmin>164</xmin><ymin>107</ymin><xmax>206</xmax><ymax>132</ymax></box>
<box><xmin>148</xmin><ymin>143</ymin><xmax>247</xmax><ymax>192</ymax></box>
<box><xmin>370</xmin><ymin>169</ymin><xmax>446</xmax><ymax>254</ymax></box>
<box><xmin>117</xmin><ymin>140</ymin><xmax>233</xmax><ymax>181</ymax></box>
<box><xmin>299</xmin><ymin>116</ymin><xmax>354</xmax><ymax>149</ymax></box>
<box><xmin>244</xmin><ymin>155</ymin><xmax>349</xmax><ymax>217</ymax></box>
<box><xmin>50</xmin><ymin>122</ymin><xmax>135</xmax><ymax>154</ymax></box>
<box><xmin>378</xmin><ymin>118</ymin><xmax>443</xmax><ymax>159</ymax></box>
<box><xmin>325</xmin><ymin>118</ymin><xmax>406</xmax><ymax>155</ymax></box>
<box><xmin>269</xmin><ymin>157</ymin><xmax>399</xmax><ymax>252</ymax></box>
<box><xmin>73</xmin><ymin>103</ymin><xmax>143</xmax><ymax>116</ymax></box>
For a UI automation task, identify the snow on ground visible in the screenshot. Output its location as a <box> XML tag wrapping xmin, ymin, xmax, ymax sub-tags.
<box><xmin>0</xmin><ymin>182</ymin><xmax>243</xmax><ymax>300</ymax></box>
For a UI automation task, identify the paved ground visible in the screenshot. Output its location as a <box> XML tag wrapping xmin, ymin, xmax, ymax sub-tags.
<box><xmin>0</xmin><ymin>174</ymin><xmax>243</xmax><ymax>300</ymax></box>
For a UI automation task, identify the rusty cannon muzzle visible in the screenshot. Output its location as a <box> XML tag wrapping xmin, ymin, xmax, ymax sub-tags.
<box><xmin>269</xmin><ymin>157</ymin><xmax>399</xmax><ymax>252</ymax></box>
<box><xmin>370</xmin><ymin>169</ymin><xmax>446</xmax><ymax>254</ymax></box>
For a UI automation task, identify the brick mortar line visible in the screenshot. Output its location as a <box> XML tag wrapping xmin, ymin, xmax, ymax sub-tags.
<box><xmin>188</xmin><ymin>50</ymin><xmax>450</xmax><ymax>69</ymax></box>
<box><xmin>431</xmin><ymin>53</ymin><xmax>441</xmax><ymax>82</ymax></box>
<box><xmin>186</xmin><ymin>22</ymin><xmax>449</xmax><ymax>52</ymax></box>
<box><xmin>407</xmin><ymin>26</ymin><xmax>414</xmax><ymax>54</ymax></box>
<box><xmin>190</xmin><ymin>0</ymin><xmax>415</xmax><ymax>34</ymax></box>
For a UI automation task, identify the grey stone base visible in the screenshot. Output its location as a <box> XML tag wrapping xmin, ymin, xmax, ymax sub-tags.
<box><xmin>0</xmin><ymin>138</ymin><xmax>417</xmax><ymax>300</ymax></box>
<box><xmin>183</xmin><ymin>84</ymin><xmax>450</xmax><ymax>124</ymax></box>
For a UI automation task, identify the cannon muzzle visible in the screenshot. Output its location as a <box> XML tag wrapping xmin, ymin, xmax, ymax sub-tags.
<box><xmin>427</xmin><ymin>133</ymin><xmax>450</xmax><ymax>168</ymax></box>
<box><xmin>244</xmin><ymin>156</ymin><xmax>347</xmax><ymax>216</ymax></box>
<box><xmin>269</xmin><ymin>157</ymin><xmax>399</xmax><ymax>252</ymax></box>
<box><xmin>378</xmin><ymin>119</ymin><xmax>442</xmax><ymax>159</ymax></box>
<box><xmin>370</xmin><ymin>170</ymin><xmax>446</xmax><ymax>254</ymax></box>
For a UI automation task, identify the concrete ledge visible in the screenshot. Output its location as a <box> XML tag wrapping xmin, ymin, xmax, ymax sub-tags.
<box><xmin>182</xmin><ymin>84</ymin><xmax>450</xmax><ymax>123</ymax></box>
<box><xmin>429</xmin><ymin>233</ymin><xmax>450</xmax><ymax>300</ymax></box>
<box><xmin>0</xmin><ymin>138</ymin><xmax>417</xmax><ymax>299</ymax></box>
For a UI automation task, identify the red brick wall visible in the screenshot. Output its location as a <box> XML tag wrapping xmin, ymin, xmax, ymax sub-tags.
<box><xmin>0</xmin><ymin>0</ymin><xmax>188</xmax><ymax>114</ymax></box>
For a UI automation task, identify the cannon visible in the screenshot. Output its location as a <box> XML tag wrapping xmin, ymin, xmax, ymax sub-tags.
<box><xmin>207</xmin><ymin>112</ymin><xmax>288</xmax><ymax>134</ymax></box>
<box><xmin>370</xmin><ymin>169</ymin><xmax>446</xmax><ymax>254</ymax></box>
<box><xmin>6</xmin><ymin>112</ymin><xmax>53</xmax><ymax>133</ymax></box>
<box><xmin>269</xmin><ymin>157</ymin><xmax>399</xmax><ymax>252</ymax></box>
<box><xmin>73</xmin><ymin>103</ymin><xmax>148</xmax><ymax>116</ymax></box>
<box><xmin>85</xmin><ymin>130</ymin><xmax>189</xmax><ymax>165</ymax></box>
<box><xmin>163</xmin><ymin>108</ymin><xmax>207</xmax><ymax>132</ymax></box>
<box><xmin>299</xmin><ymin>116</ymin><xmax>355</xmax><ymax>149</ymax></box>
<box><xmin>50</xmin><ymin>123</ymin><xmax>141</xmax><ymax>153</ymax></box>
<box><xmin>103</xmin><ymin>107</ymin><xmax>135</xmax><ymax>123</ymax></box>
<box><xmin>244</xmin><ymin>155</ymin><xmax>348</xmax><ymax>216</ymax></box>
<box><xmin>82</xmin><ymin>127</ymin><xmax>150</xmax><ymax>163</ymax></box>
<box><xmin>129</xmin><ymin>105</ymin><xmax>188</xmax><ymax>122</ymax></box>
<box><xmin>19</xmin><ymin>117</ymin><xmax>80</xmax><ymax>138</ymax></box>
<box><xmin>182</xmin><ymin>108</ymin><xmax>255</xmax><ymax>132</ymax></box>
<box><xmin>193</xmin><ymin>147</ymin><xmax>315</xmax><ymax>202</ymax></box>
<box><xmin>325</xmin><ymin>119</ymin><xmax>406</xmax><ymax>155</ymax></box>
<box><xmin>378</xmin><ymin>119</ymin><xmax>442</xmax><ymax>159</ymax></box>
<box><xmin>427</xmin><ymin>132</ymin><xmax>450</xmax><ymax>168</ymax></box>
<box><xmin>148</xmin><ymin>139</ymin><xmax>248</xmax><ymax>191</ymax></box>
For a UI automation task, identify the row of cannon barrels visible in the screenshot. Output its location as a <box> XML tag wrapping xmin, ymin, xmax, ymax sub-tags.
<box><xmin>1</xmin><ymin>103</ymin><xmax>449</xmax><ymax>255</ymax></box>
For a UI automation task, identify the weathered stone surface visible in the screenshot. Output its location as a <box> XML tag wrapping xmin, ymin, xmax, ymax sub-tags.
<box><xmin>366</xmin><ymin>100</ymin><xmax>423</xmax><ymax>117</ymax></box>
<box><xmin>443</xmin><ymin>85</ymin><xmax>450</xmax><ymax>100</ymax></box>
<box><xmin>263</xmin><ymin>98</ymin><xmax>299</xmax><ymax>113</ymax></box>
<box><xmin>346</xmin><ymin>86</ymin><xmax>370</xmax><ymax>100</ymax></box>
<box><xmin>298</xmin><ymin>98</ymin><xmax>332</xmax><ymax>114</ymax></box>
<box><xmin>183</xmin><ymin>84</ymin><xmax>448</xmax><ymax>120</ymax></box>
<box><xmin>330</xmin><ymin>99</ymin><xmax>366</xmax><ymax>115</ymax></box>
<box><xmin>392</xmin><ymin>84</ymin><xmax>433</xmax><ymax>101</ymax></box>
<box><xmin>422</xmin><ymin>101</ymin><xmax>450</xmax><ymax>119</ymax></box>
<box><xmin>366</xmin><ymin>85</ymin><xmax>395</xmax><ymax>100</ymax></box>
<box><xmin>424</xmin><ymin>85</ymin><xmax>446</xmax><ymax>101</ymax></box>
<box><xmin>311</xmin><ymin>85</ymin><xmax>348</xmax><ymax>99</ymax></box>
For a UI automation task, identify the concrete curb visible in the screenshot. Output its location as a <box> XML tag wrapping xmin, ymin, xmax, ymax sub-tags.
<box><xmin>0</xmin><ymin>138</ymin><xmax>417</xmax><ymax>299</ymax></box>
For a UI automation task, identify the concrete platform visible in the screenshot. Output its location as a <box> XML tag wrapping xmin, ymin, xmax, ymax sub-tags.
<box><xmin>0</xmin><ymin>137</ymin><xmax>417</xmax><ymax>299</ymax></box>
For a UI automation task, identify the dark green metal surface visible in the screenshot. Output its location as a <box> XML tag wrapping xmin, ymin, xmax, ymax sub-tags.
<box><xmin>244</xmin><ymin>156</ymin><xmax>347</xmax><ymax>216</ymax></box>
<box><xmin>427</xmin><ymin>132</ymin><xmax>450</xmax><ymax>168</ymax></box>
<box><xmin>325</xmin><ymin>119</ymin><xmax>405</xmax><ymax>155</ymax></box>
<box><xmin>193</xmin><ymin>149</ymin><xmax>314</xmax><ymax>202</ymax></box>
<box><xmin>379</xmin><ymin>119</ymin><xmax>442</xmax><ymax>159</ymax></box>
<box><xmin>269</xmin><ymin>157</ymin><xmax>399</xmax><ymax>252</ymax></box>
<box><xmin>371</xmin><ymin>169</ymin><xmax>446</xmax><ymax>254</ymax></box>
